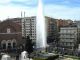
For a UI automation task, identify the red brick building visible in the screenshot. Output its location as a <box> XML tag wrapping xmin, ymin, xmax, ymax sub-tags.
<box><xmin>0</xmin><ymin>20</ymin><xmax>22</xmax><ymax>50</ymax></box>
<box><xmin>6</xmin><ymin>18</ymin><xmax>22</xmax><ymax>25</ymax></box>
<box><xmin>56</xmin><ymin>19</ymin><xmax>73</xmax><ymax>31</ymax></box>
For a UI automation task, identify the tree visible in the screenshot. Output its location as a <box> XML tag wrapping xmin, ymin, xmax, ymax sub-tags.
<box><xmin>25</xmin><ymin>36</ymin><xmax>33</xmax><ymax>58</ymax></box>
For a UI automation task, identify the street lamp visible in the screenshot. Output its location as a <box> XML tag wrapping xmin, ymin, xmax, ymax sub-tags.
<box><xmin>62</xmin><ymin>48</ymin><xmax>64</xmax><ymax>56</ymax></box>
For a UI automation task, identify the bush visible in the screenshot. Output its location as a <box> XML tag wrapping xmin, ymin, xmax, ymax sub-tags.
<box><xmin>33</xmin><ymin>55</ymin><xmax>59</xmax><ymax>60</ymax></box>
<box><xmin>46</xmin><ymin>55</ymin><xmax>59</xmax><ymax>60</ymax></box>
<box><xmin>33</xmin><ymin>58</ymin><xmax>46</xmax><ymax>60</ymax></box>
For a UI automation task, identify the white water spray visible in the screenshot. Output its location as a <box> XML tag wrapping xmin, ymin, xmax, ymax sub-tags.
<box><xmin>36</xmin><ymin>0</ymin><xmax>47</xmax><ymax>49</ymax></box>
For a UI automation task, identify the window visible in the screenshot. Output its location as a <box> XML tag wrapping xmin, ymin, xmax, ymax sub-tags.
<box><xmin>13</xmin><ymin>43</ymin><xmax>16</xmax><ymax>48</ymax></box>
<box><xmin>7</xmin><ymin>43</ymin><xmax>12</xmax><ymax>49</ymax></box>
<box><xmin>12</xmin><ymin>39</ymin><xmax>16</xmax><ymax>48</ymax></box>
<box><xmin>2</xmin><ymin>44</ymin><xmax>6</xmax><ymax>49</ymax></box>
<box><xmin>7</xmin><ymin>28</ymin><xmax>11</xmax><ymax>33</ymax></box>
<box><xmin>1</xmin><ymin>40</ymin><xmax>6</xmax><ymax>49</ymax></box>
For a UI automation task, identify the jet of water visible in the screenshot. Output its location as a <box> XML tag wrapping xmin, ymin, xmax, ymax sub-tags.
<box><xmin>36</xmin><ymin>0</ymin><xmax>47</xmax><ymax>49</ymax></box>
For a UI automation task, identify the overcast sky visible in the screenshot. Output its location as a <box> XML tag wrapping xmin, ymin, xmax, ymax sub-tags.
<box><xmin>0</xmin><ymin>0</ymin><xmax>80</xmax><ymax>20</ymax></box>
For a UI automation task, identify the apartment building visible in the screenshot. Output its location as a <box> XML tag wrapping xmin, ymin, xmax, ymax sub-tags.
<box><xmin>22</xmin><ymin>16</ymin><xmax>36</xmax><ymax>43</ymax></box>
<box><xmin>59</xmin><ymin>24</ymin><xmax>78</xmax><ymax>54</ymax></box>
<box><xmin>22</xmin><ymin>16</ymin><xmax>58</xmax><ymax>44</ymax></box>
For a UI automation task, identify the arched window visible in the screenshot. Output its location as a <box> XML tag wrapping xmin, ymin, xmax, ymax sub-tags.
<box><xmin>13</xmin><ymin>42</ymin><xmax>16</xmax><ymax>48</ymax></box>
<box><xmin>12</xmin><ymin>39</ymin><xmax>16</xmax><ymax>48</ymax></box>
<box><xmin>7</xmin><ymin>40</ymin><xmax>12</xmax><ymax>49</ymax></box>
<box><xmin>1</xmin><ymin>40</ymin><xmax>6</xmax><ymax>49</ymax></box>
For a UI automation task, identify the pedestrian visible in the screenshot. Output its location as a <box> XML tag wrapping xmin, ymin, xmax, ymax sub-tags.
<box><xmin>16</xmin><ymin>54</ymin><xmax>19</xmax><ymax>60</ymax></box>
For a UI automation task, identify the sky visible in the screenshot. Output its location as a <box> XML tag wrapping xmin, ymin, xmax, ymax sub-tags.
<box><xmin>0</xmin><ymin>0</ymin><xmax>80</xmax><ymax>20</ymax></box>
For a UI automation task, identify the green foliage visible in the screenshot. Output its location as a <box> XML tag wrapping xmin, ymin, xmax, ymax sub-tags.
<box><xmin>33</xmin><ymin>58</ymin><xmax>46</xmax><ymax>60</ymax></box>
<box><xmin>64</xmin><ymin>55</ymin><xmax>80</xmax><ymax>60</ymax></box>
<box><xmin>25</xmin><ymin>36</ymin><xmax>33</xmax><ymax>54</ymax></box>
<box><xmin>33</xmin><ymin>55</ymin><xmax>59</xmax><ymax>60</ymax></box>
<box><xmin>46</xmin><ymin>55</ymin><xmax>59</xmax><ymax>60</ymax></box>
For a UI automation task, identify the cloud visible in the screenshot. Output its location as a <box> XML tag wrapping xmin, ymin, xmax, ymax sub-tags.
<box><xmin>0</xmin><ymin>5</ymin><xmax>37</xmax><ymax>20</ymax></box>
<box><xmin>12</xmin><ymin>0</ymin><xmax>30</xmax><ymax>2</ymax></box>
<box><xmin>11</xmin><ymin>0</ymin><xmax>37</xmax><ymax>5</ymax></box>
<box><xmin>0</xmin><ymin>0</ymin><xmax>11</xmax><ymax>4</ymax></box>
<box><xmin>0</xmin><ymin>0</ymin><xmax>80</xmax><ymax>20</ymax></box>
<box><xmin>44</xmin><ymin>4</ymin><xmax>80</xmax><ymax>20</ymax></box>
<box><xmin>0</xmin><ymin>0</ymin><xmax>38</xmax><ymax>20</ymax></box>
<box><xmin>0</xmin><ymin>0</ymin><xmax>37</xmax><ymax>6</ymax></box>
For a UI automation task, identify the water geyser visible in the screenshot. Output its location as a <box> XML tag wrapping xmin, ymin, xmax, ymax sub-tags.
<box><xmin>36</xmin><ymin>0</ymin><xmax>47</xmax><ymax>49</ymax></box>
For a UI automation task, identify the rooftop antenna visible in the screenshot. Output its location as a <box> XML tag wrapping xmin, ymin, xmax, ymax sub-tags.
<box><xmin>21</xmin><ymin>11</ymin><xmax>23</xmax><ymax>18</ymax></box>
<box><xmin>8</xmin><ymin>16</ymin><xmax>9</xmax><ymax>19</ymax></box>
<box><xmin>24</xmin><ymin>11</ymin><xmax>25</xmax><ymax>18</ymax></box>
<box><xmin>23</xmin><ymin>11</ymin><xmax>26</xmax><ymax>38</ymax></box>
<box><xmin>21</xmin><ymin>11</ymin><xmax>23</xmax><ymax>25</ymax></box>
